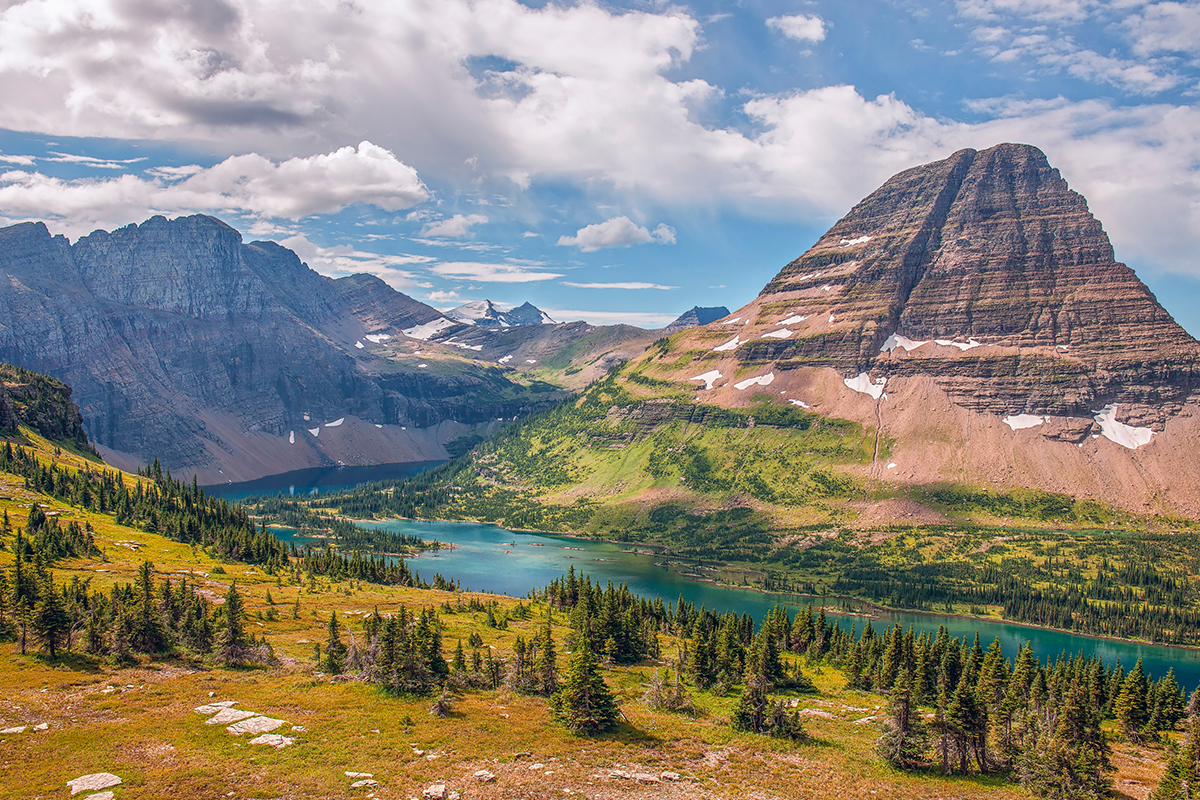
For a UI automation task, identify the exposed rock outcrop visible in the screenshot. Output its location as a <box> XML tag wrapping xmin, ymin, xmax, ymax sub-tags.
<box><xmin>663</xmin><ymin>306</ymin><xmax>731</xmax><ymax>332</ymax></box>
<box><xmin>734</xmin><ymin>143</ymin><xmax>1200</xmax><ymax>425</ymax></box>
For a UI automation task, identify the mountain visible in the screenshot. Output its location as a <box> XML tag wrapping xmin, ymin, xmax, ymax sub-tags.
<box><xmin>445</xmin><ymin>300</ymin><xmax>556</xmax><ymax>327</ymax></box>
<box><xmin>395</xmin><ymin>143</ymin><xmax>1200</xmax><ymax>532</ymax></box>
<box><xmin>663</xmin><ymin>305</ymin><xmax>731</xmax><ymax>332</ymax></box>
<box><xmin>0</xmin><ymin>214</ymin><xmax>567</xmax><ymax>483</ymax></box>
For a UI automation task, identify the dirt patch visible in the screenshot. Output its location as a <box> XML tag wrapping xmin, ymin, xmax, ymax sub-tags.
<box><xmin>847</xmin><ymin>498</ymin><xmax>950</xmax><ymax>528</ymax></box>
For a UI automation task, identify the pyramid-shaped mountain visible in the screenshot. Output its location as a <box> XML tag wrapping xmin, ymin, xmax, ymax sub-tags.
<box><xmin>721</xmin><ymin>143</ymin><xmax>1200</xmax><ymax>426</ymax></box>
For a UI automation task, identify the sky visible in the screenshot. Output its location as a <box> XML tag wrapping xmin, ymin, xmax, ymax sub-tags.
<box><xmin>0</xmin><ymin>0</ymin><xmax>1198</xmax><ymax>331</ymax></box>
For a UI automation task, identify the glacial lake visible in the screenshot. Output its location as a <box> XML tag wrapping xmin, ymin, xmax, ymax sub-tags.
<box><xmin>269</xmin><ymin>516</ymin><xmax>1200</xmax><ymax>688</ymax></box>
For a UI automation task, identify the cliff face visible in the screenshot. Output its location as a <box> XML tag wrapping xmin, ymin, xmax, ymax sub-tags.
<box><xmin>737</xmin><ymin>143</ymin><xmax>1199</xmax><ymax>425</ymax></box>
<box><xmin>0</xmin><ymin>215</ymin><xmax>563</xmax><ymax>480</ymax></box>
<box><xmin>0</xmin><ymin>362</ymin><xmax>91</xmax><ymax>449</ymax></box>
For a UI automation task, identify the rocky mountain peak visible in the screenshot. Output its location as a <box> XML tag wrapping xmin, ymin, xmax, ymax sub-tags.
<box><xmin>731</xmin><ymin>142</ymin><xmax>1199</xmax><ymax>423</ymax></box>
<box><xmin>664</xmin><ymin>306</ymin><xmax>731</xmax><ymax>332</ymax></box>
<box><xmin>446</xmin><ymin>300</ymin><xmax>555</xmax><ymax>327</ymax></box>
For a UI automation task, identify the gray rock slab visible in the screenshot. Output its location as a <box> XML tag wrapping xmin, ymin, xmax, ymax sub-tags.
<box><xmin>345</xmin><ymin>772</ymin><xmax>374</xmax><ymax>778</ymax></box>
<box><xmin>249</xmin><ymin>733</ymin><xmax>295</xmax><ymax>748</ymax></box>
<box><xmin>194</xmin><ymin>701</ymin><xmax>238</xmax><ymax>715</ymax></box>
<box><xmin>351</xmin><ymin>779</ymin><xmax>380</xmax><ymax>788</ymax></box>
<box><xmin>0</xmin><ymin>726</ymin><xmax>26</xmax><ymax>734</ymax></box>
<box><xmin>85</xmin><ymin>793</ymin><xmax>115</xmax><ymax>800</ymax></box>
<box><xmin>422</xmin><ymin>784</ymin><xmax>446</xmax><ymax>799</ymax></box>
<box><xmin>67</xmin><ymin>773</ymin><xmax>122</xmax><ymax>795</ymax></box>
<box><xmin>205</xmin><ymin>708</ymin><xmax>257</xmax><ymax>726</ymax></box>
<box><xmin>227</xmin><ymin>716</ymin><xmax>286</xmax><ymax>736</ymax></box>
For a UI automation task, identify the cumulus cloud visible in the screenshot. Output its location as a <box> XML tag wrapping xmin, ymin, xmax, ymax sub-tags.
<box><xmin>0</xmin><ymin>141</ymin><xmax>427</xmax><ymax>236</ymax></box>
<box><xmin>426</xmin><ymin>290</ymin><xmax>461</xmax><ymax>303</ymax></box>
<box><xmin>563</xmin><ymin>281</ymin><xmax>678</xmax><ymax>290</ymax></box>
<box><xmin>421</xmin><ymin>213</ymin><xmax>488</xmax><ymax>237</ymax></box>
<box><xmin>429</xmin><ymin>261</ymin><xmax>564</xmax><ymax>282</ymax></box>
<box><xmin>0</xmin><ymin>0</ymin><xmax>1197</xmax><ymax>275</ymax></box>
<box><xmin>767</xmin><ymin>14</ymin><xmax>827</xmax><ymax>43</ymax></box>
<box><xmin>557</xmin><ymin>216</ymin><xmax>676</xmax><ymax>251</ymax></box>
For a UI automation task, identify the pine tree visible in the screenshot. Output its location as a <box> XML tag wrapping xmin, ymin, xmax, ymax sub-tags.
<box><xmin>877</xmin><ymin>664</ymin><xmax>928</xmax><ymax>769</ymax></box>
<box><xmin>452</xmin><ymin>639</ymin><xmax>467</xmax><ymax>673</ymax></box>
<box><xmin>549</xmin><ymin>637</ymin><xmax>619</xmax><ymax>735</ymax></box>
<box><xmin>31</xmin><ymin>572</ymin><xmax>70</xmax><ymax>659</ymax></box>
<box><xmin>1115</xmin><ymin>659</ymin><xmax>1150</xmax><ymax>742</ymax></box>
<box><xmin>534</xmin><ymin>615</ymin><xmax>558</xmax><ymax>695</ymax></box>
<box><xmin>1154</xmin><ymin>689</ymin><xmax>1200</xmax><ymax>800</ymax></box>
<box><xmin>323</xmin><ymin>612</ymin><xmax>348</xmax><ymax>675</ymax></box>
<box><xmin>217</xmin><ymin>582</ymin><xmax>249</xmax><ymax>666</ymax></box>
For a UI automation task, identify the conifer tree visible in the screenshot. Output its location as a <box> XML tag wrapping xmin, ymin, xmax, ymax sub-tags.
<box><xmin>1115</xmin><ymin>659</ymin><xmax>1150</xmax><ymax>742</ymax></box>
<box><xmin>217</xmin><ymin>582</ymin><xmax>249</xmax><ymax>666</ymax></box>
<box><xmin>323</xmin><ymin>612</ymin><xmax>347</xmax><ymax>675</ymax></box>
<box><xmin>877</xmin><ymin>664</ymin><xmax>928</xmax><ymax>769</ymax></box>
<box><xmin>1153</xmin><ymin>689</ymin><xmax>1200</xmax><ymax>800</ymax></box>
<box><xmin>534</xmin><ymin>615</ymin><xmax>558</xmax><ymax>695</ymax></box>
<box><xmin>452</xmin><ymin>639</ymin><xmax>467</xmax><ymax>673</ymax></box>
<box><xmin>31</xmin><ymin>572</ymin><xmax>69</xmax><ymax>658</ymax></box>
<box><xmin>549</xmin><ymin>637</ymin><xmax>619</xmax><ymax>735</ymax></box>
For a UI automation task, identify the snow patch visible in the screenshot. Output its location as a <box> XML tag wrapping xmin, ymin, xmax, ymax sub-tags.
<box><xmin>761</xmin><ymin>329</ymin><xmax>792</xmax><ymax>339</ymax></box>
<box><xmin>374</xmin><ymin>424</ymin><xmax>382</xmax><ymax>428</ymax></box>
<box><xmin>887</xmin><ymin>463</ymin><xmax>897</xmax><ymax>470</ymax></box>
<box><xmin>1003</xmin><ymin>414</ymin><xmax>1047</xmax><ymax>431</ymax></box>
<box><xmin>788</xmin><ymin>399</ymin><xmax>810</xmax><ymax>409</ymax></box>
<box><xmin>713</xmin><ymin>335</ymin><xmax>742</xmax><ymax>352</ymax></box>
<box><xmin>1057</xmin><ymin>344</ymin><xmax>1069</xmax><ymax>351</ymax></box>
<box><xmin>1093</xmin><ymin>404</ymin><xmax>1154</xmax><ymax>450</ymax></box>
<box><xmin>444</xmin><ymin>339</ymin><xmax>484</xmax><ymax>352</ymax></box>
<box><xmin>734</xmin><ymin>372</ymin><xmax>775</xmax><ymax>391</ymax></box>
<box><xmin>880</xmin><ymin>333</ymin><xmax>928</xmax><ymax>353</ymax></box>
<box><xmin>498</xmin><ymin>355</ymin><xmax>513</xmax><ymax>364</ymax></box>
<box><xmin>354</xmin><ymin>341</ymin><xmax>364</xmax><ymax>349</ymax></box>
<box><xmin>778</xmin><ymin>314</ymin><xmax>808</xmax><ymax>325</ymax></box>
<box><xmin>302</xmin><ymin>413</ymin><xmax>310</xmax><ymax>421</ymax></box>
<box><xmin>828</xmin><ymin>314</ymin><xmax>836</xmax><ymax>323</ymax></box>
<box><xmin>844</xmin><ymin>373</ymin><xmax>886</xmax><ymax>400</ymax></box>
<box><xmin>308</xmin><ymin>427</ymin><xmax>319</xmax><ymax>437</ymax></box>
<box><xmin>526</xmin><ymin>359</ymin><xmax>537</xmax><ymax>364</ymax></box>
<box><xmin>289</xmin><ymin>431</ymin><xmax>295</xmax><ymax>445</ymax></box>
<box><xmin>418</xmin><ymin>363</ymin><xmax>429</xmax><ymax>368</ymax></box>
<box><xmin>690</xmin><ymin>370</ymin><xmax>722</xmax><ymax>390</ymax></box>
<box><xmin>821</xmin><ymin>285</ymin><xmax>832</xmax><ymax>292</ymax></box>
<box><xmin>325</xmin><ymin>418</ymin><xmax>344</xmax><ymax>428</ymax></box>
<box><xmin>840</xmin><ymin>235</ymin><xmax>871</xmax><ymax>246</ymax></box>
<box><xmin>935</xmin><ymin>338</ymin><xmax>984</xmax><ymax>351</ymax></box>
<box><xmin>402</xmin><ymin>318</ymin><xmax>455</xmax><ymax>340</ymax></box>
<box><xmin>720</xmin><ymin>317</ymin><xmax>742</xmax><ymax>325</ymax></box>
<box><xmin>364</xmin><ymin>334</ymin><xmax>392</xmax><ymax>344</ymax></box>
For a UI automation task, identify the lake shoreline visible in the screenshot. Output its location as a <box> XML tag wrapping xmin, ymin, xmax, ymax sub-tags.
<box><xmin>339</xmin><ymin>512</ymin><xmax>1200</xmax><ymax>656</ymax></box>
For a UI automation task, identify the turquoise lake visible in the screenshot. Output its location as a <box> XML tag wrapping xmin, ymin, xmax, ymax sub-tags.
<box><xmin>273</xmin><ymin>516</ymin><xmax>1200</xmax><ymax>688</ymax></box>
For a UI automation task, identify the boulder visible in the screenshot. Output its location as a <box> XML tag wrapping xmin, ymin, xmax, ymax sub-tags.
<box><xmin>248</xmin><ymin>733</ymin><xmax>295</xmax><ymax>748</ymax></box>
<box><xmin>226</xmin><ymin>716</ymin><xmax>286</xmax><ymax>736</ymax></box>
<box><xmin>66</xmin><ymin>773</ymin><xmax>122</xmax><ymax>795</ymax></box>
<box><xmin>423</xmin><ymin>783</ymin><xmax>447</xmax><ymax>799</ymax></box>
<box><xmin>205</xmin><ymin>708</ymin><xmax>257</xmax><ymax>726</ymax></box>
<box><xmin>473</xmin><ymin>770</ymin><xmax>496</xmax><ymax>783</ymax></box>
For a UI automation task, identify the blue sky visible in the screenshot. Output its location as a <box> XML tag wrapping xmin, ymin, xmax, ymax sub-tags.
<box><xmin>0</xmin><ymin>0</ymin><xmax>1198</xmax><ymax>331</ymax></box>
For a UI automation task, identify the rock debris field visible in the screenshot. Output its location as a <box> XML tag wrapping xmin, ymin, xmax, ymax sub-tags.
<box><xmin>194</xmin><ymin>699</ymin><xmax>298</xmax><ymax>748</ymax></box>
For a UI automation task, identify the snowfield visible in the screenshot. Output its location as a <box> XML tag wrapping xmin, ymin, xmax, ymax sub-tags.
<box><xmin>1003</xmin><ymin>414</ymin><xmax>1047</xmax><ymax>431</ymax></box>
<box><xmin>844</xmin><ymin>373</ymin><xmax>886</xmax><ymax>400</ymax></box>
<box><xmin>1093</xmin><ymin>404</ymin><xmax>1154</xmax><ymax>449</ymax></box>
<box><xmin>734</xmin><ymin>372</ymin><xmax>775</xmax><ymax>391</ymax></box>
<box><xmin>880</xmin><ymin>333</ymin><xmax>928</xmax><ymax>353</ymax></box>
<box><xmin>690</xmin><ymin>370</ymin><xmax>722</xmax><ymax>390</ymax></box>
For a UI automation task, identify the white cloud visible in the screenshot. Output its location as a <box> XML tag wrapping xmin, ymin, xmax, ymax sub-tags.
<box><xmin>426</xmin><ymin>290</ymin><xmax>461</xmax><ymax>303</ymax></box>
<box><xmin>421</xmin><ymin>213</ymin><xmax>488</xmax><ymax>237</ymax></box>
<box><xmin>540</xmin><ymin>308</ymin><xmax>680</xmax><ymax>327</ymax></box>
<box><xmin>279</xmin><ymin>233</ymin><xmax>434</xmax><ymax>290</ymax></box>
<box><xmin>1125</xmin><ymin>2</ymin><xmax>1200</xmax><ymax>57</ymax></box>
<box><xmin>563</xmin><ymin>281</ymin><xmax>678</xmax><ymax>290</ymax></box>
<box><xmin>44</xmin><ymin>151</ymin><xmax>146</xmax><ymax>169</ymax></box>
<box><xmin>0</xmin><ymin>153</ymin><xmax>34</xmax><ymax>165</ymax></box>
<box><xmin>955</xmin><ymin>0</ymin><xmax>1096</xmax><ymax>23</ymax></box>
<box><xmin>0</xmin><ymin>141</ymin><xmax>428</xmax><ymax>236</ymax></box>
<box><xmin>557</xmin><ymin>216</ymin><xmax>676</xmax><ymax>251</ymax></box>
<box><xmin>429</xmin><ymin>261</ymin><xmax>564</xmax><ymax>282</ymax></box>
<box><xmin>767</xmin><ymin>14</ymin><xmax>827</xmax><ymax>43</ymax></box>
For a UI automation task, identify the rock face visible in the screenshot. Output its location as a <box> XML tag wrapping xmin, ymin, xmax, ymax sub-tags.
<box><xmin>0</xmin><ymin>362</ymin><xmax>92</xmax><ymax>449</ymax></box>
<box><xmin>735</xmin><ymin>143</ymin><xmax>1200</xmax><ymax>426</ymax></box>
<box><xmin>664</xmin><ymin>306</ymin><xmax>731</xmax><ymax>332</ymax></box>
<box><xmin>0</xmin><ymin>214</ymin><xmax>564</xmax><ymax>481</ymax></box>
